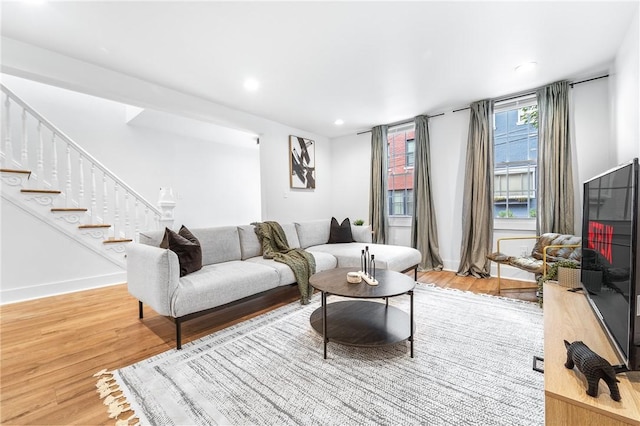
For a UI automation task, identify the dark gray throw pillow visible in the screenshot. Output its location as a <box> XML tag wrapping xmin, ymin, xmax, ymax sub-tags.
<box><xmin>161</xmin><ymin>226</ymin><xmax>203</xmax><ymax>277</ymax></box>
<box><xmin>328</xmin><ymin>217</ymin><xmax>354</xmax><ymax>243</ymax></box>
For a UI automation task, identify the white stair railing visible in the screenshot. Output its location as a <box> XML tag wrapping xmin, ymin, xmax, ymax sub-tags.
<box><xmin>0</xmin><ymin>84</ymin><xmax>163</xmax><ymax>241</ymax></box>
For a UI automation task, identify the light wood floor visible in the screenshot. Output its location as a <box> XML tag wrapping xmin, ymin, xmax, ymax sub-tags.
<box><xmin>0</xmin><ymin>271</ymin><xmax>536</xmax><ymax>425</ymax></box>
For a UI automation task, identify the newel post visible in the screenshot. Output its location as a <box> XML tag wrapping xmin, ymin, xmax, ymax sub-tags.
<box><xmin>157</xmin><ymin>187</ymin><xmax>176</xmax><ymax>230</ymax></box>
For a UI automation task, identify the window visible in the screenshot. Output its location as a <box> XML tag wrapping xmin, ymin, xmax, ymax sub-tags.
<box><xmin>406</xmin><ymin>139</ymin><xmax>415</xmax><ymax>167</ymax></box>
<box><xmin>494</xmin><ymin>96</ymin><xmax>538</xmax><ymax>219</ymax></box>
<box><xmin>387</xmin><ymin>123</ymin><xmax>415</xmax><ymax>216</ymax></box>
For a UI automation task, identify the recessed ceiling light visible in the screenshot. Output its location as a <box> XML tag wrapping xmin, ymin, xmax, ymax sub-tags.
<box><xmin>244</xmin><ymin>78</ymin><xmax>260</xmax><ymax>91</ymax></box>
<box><xmin>334</xmin><ymin>119</ymin><xmax>344</xmax><ymax>126</ymax></box>
<box><xmin>515</xmin><ymin>62</ymin><xmax>537</xmax><ymax>73</ymax></box>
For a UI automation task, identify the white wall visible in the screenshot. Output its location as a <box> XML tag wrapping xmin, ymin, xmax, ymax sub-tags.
<box><xmin>611</xmin><ymin>7</ymin><xmax>640</xmax><ymax>163</ymax></box>
<box><xmin>1</xmin><ymin>198</ymin><xmax>125</xmax><ymax>303</ymax></box>
<box><xmin>429</xmin><ymin>111</ymin><xmax>469</xmax><ymax>271</ymax></box>
<box><xmin>257</xmin><ymin>123</ymin><xmax>332</xmax><ymax>224</ymax></box>
<box><xmin>329</xmin><ymin>132</ymin><xmax>370</xmax><ymax>225</ymax></box>
<box><xmin>572</xmin><ymin>78</ymin><xmax>613</xmax><ymax>234</ymax></box>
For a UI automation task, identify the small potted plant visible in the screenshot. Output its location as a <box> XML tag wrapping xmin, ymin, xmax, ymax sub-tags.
<box><xmin>353</xmin><ymin>219</ymin><xmax>365</xmax><ymax>226</ymax></box>
<box><xmin>536</xmin><ymin>259</ymin><xmax>581</xmax><ymax>305</ymax></box>
<box><xmin>556</xmin><ymin>260</ymin><xmax>581</xmax><ymax>289</ymax></box>
<box><xmin>541</xmin><ymin>260</ymin><xmax>580</xmax><ymax>288</ymax></box>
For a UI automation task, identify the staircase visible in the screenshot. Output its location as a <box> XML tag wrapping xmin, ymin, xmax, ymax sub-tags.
<box><xmin>0</xmin><ymin>84</ymin><xmax>168</xmax><ymax>268</ymax></box>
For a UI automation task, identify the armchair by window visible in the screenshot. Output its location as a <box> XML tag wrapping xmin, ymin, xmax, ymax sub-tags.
<box><xmin>487</xmin><ymin>233</ymin><xmax>582</xmax><ymax>293</ymax></box>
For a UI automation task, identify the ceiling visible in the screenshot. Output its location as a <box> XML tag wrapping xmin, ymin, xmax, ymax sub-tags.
<box><xmin>1</xmin><ymin>1</ymin><xmax>638</xmax><ymax>138</ymax></box>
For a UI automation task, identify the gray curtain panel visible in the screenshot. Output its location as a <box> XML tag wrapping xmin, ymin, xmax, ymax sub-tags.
<box><xmin>457</xmin><ymin>100</ymin><xmax>494</xmax><ymax>278</ymax></box>
<box><xmin>411</xmin><ymin>115</ymin><xmax>443</xmax><ymax>271</ymax></box>
<box><xmin>369</xmin><ymin>125</ymin><xmax>388</xmax><ymax>244</ymax></box>
<box><xmin>536</xmin><ymin>81</ymin><xmax>574</xmax><ymax>235</ymax></box>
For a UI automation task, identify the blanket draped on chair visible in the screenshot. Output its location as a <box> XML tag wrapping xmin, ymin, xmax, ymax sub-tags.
<box><xmin>253</xmin><ymin>221</ymin><xmax>316</xmax><ymax>304</ymax></box>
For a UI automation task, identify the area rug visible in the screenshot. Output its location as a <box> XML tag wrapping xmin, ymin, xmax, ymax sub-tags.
<box><xmin>95</xmin><ymin>284</ymin><xmax>544</xmax><ymax>425</ymax></box>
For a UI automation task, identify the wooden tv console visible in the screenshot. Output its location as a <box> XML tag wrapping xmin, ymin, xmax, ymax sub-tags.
<box><xmin>544</xmin><ymin>283</ymin><xmax>640</xmax><ymax>425</ymax></box>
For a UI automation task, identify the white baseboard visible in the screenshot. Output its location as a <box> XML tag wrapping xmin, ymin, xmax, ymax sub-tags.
<box><xmin>0</xmin><ymin>271</ymin><xmax>126</xmax><ymax>305</ymax></box>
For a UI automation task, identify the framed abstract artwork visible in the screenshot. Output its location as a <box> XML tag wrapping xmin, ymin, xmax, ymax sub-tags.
<box><xmin>289</xmin><ymin>135</ymin><xmax>316</xmax><ymax>189</ymax></box>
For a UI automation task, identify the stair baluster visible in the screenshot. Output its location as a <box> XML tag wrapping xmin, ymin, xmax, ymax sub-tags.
<box><xmin>90</xmin><ymin>164</ymin><xmax>97</xmax><ymax>224</ymax></box>
<box><xmin>78</xmin><ymin>154</ymin><xmax>85</xmax><ymax>212</ymax></box>
<box><xmin>134</xmin><ymin>199</ymin><xmax>140</xmax><ymax>239</ymax></box>
<box><xmin>65</xmin><ymin>143</ymin><xmax>72</xmax><ymax>207</ymax></box>
<box><xmin>51</xmin><ymin>134</ymin><xmax>59</xmax><ymax>192</ymax></box>
<box><xmin>37</xmin><ymin>121</ymin><xmax>45</xmax><ymax>188</ymax></box>
<box><xmin>113</xmin><ymin>182</ymin><xmax>120</xmax><ymax>239</ymax></box>
<box><xmin>2</xmin><ymin>93</ymin><xmax>11</xmax><ymax>167</ymax></box>
<box><xmin>103</xmin><ymin>174</ymin><xmax>109</xmax><ymax>231</ymax></box>
<box><xmin>20</xmin><ymin>108</ymin><xmax>28</xmax><ymax>168</ymax></box>
<box><xmin>144</xmin><ymin>205</ymin><xmax>150</xmax><ymax>232</ymax></box>
<box><xmin>124</xmin><ymin>190</ymin><xmax>130</xmax><ymax>240</ymax></box>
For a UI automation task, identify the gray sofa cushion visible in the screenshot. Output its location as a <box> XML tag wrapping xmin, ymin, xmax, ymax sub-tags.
<box><xmin>246</xmin><ymin>251</ymin><xmax>337</xmax><ymax>286</ymax></box>
<box><xmin>192</xmin><ymin>227</ymin><xmax>242</xmax><ymax>265</ymax></box>
<box><xmin>171</xmin><ymin>261</ymin><xmax>280</xmax><ymax>317</ymax></box>
<box><xmin>238</xmin><ymin>223</ymin><xmax>301</xmax><ymax>260</ymax></box>
<box><xmin>238</xmin><ymin>225</ymin><xmax>262</xmax><ymax>260</ymax></box>
<box><xmin>295</xmin><ymin>219</ymin><xmax>331</xmax><ymax>248</ymax></box>
<box><xmin>139</xmin><ymin>227</ymin><xmax>242</xmax><ymax>266</ymax></box>
<box><xmin>281</xmin><ymin>223</ymin><xmax>301</xmax><ymax>249</ymax></box>
<box><xmin>306</xmin><ymin>242</ymin><xmax>421</xmax><ymax>273</ymax></box>
<box><xmin>350</xmin><ymin>225</ymin><xmax>373</xmax><ymax>243</ymax></box>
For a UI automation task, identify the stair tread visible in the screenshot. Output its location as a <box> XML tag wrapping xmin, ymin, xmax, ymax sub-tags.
<box><xmin>1</xmin><ymin>168</ymin><xmax>31</xmax><ymax>176</ymax></box>
<box><xmin>51</xmin><ymin>208</ymin><xmax>88</xmax><ymax>212</ymax></box>
<box><xmin>103</xmin><ymin>238</ymin><xmax>133</xmax><ymax>244</ymax></box>
<box><xmin>21</xmin><ymin>189</ymin><xmax>62</xmax><ymax>194</ymax></box>
<box><xmin>78</xmin><ymin>224</ymin><xmax>111</xmax><ymax>229</ymax></box>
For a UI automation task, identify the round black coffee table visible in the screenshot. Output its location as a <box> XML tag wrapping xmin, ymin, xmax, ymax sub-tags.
<box><xmin>309</xmin><ymin>267</ymin><xmax>415</xmax><ymax>359</ymax></box>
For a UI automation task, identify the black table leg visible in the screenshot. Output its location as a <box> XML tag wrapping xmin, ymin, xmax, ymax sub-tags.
<box><xmin>322</xmin><ymin>291</ymin><xmax>327</xmax><ymax>359</ymax></box>
<box><xmin>409</xmin><ymin>290</ymin><xmax>414</xmax><ymax>358</ymax></box>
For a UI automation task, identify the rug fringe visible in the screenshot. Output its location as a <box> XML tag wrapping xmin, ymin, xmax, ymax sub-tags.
<box><xmin>94</xmin><ymin>369</ymin><xmax>140</xmax><ymax>426</ymax></box>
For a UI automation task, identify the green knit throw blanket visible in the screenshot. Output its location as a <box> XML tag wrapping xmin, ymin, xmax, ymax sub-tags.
<box><xmin>253</xmin><ymin>221</ymin><xmax>316</xmax><ymax>304</ymax></box>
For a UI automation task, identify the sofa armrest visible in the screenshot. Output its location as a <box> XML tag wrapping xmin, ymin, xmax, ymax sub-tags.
<box><xmin>126</xmin><ymin>243</ymin><xmax>180</xmax><ymax>317</ymax></box>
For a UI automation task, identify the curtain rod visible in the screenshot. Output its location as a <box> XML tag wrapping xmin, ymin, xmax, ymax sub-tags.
<box><xmin>570</xmin><ymin>74</ymin><xmax>609</xmax><ymax>88</ymax></box>
<box><xmin>356</xmin><ymin>112</ymin><xmax>444</xmax><ymax>135</ymax></box>
<box><xmin>357</xmin><ymin>74</ymin><xmax>609</xmax><ymax>136</ymax></box>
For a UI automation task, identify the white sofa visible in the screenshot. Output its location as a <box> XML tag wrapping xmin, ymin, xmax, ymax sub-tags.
<box><xmin>126</xmin><ymin>219</ymin><xmax>421</xmax><ymax>348</ymax></box>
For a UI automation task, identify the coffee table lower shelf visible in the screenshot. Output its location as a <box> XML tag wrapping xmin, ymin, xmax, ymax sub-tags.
<box><xmin>310</xmin><ymin>300</ymin><xmax>414</xmax><ymax>348</ymax></box>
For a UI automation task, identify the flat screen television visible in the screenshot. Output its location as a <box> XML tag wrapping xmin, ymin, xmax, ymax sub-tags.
<box><xmin>581</xmin><ymin>158</ymin><xmax>639</xmax><ymax>371</ymax></box>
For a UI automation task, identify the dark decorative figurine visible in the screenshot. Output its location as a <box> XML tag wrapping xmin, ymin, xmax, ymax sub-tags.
<box><xmin>564</xmin><ymin>340</ymin><xmax>621</xmax><ymax>401</ymax></box>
